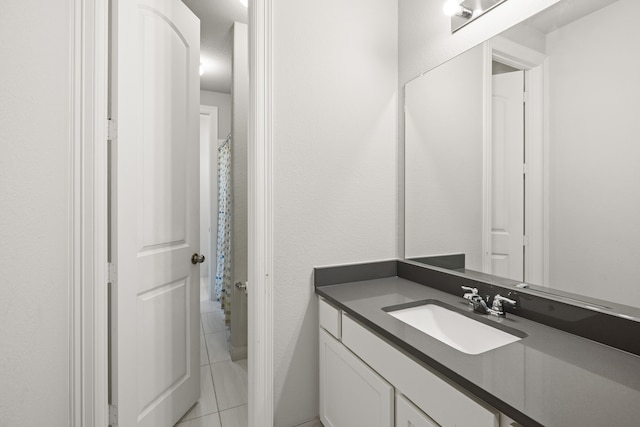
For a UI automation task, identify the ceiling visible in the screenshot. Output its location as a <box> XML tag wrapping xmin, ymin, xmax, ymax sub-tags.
<box><xmin>182</xmin><ymin>0</ymin><xmax>248</xmax><ymax>94</ymax></box>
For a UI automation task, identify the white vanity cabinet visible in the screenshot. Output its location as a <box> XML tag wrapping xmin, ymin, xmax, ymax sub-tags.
<box><xmin>396</xmin><ymin>393</ymin><xmax>439</xmax><ymax>427</ymax></box>
<box><xmin>319</xmin><ymin>328</ymin><xmax>394</xmax><ymax>427</ymax></box>
<box><xmin>318</xmin><ymin>297</ymin><xmax>518</xmax><ymax>427</ymax></box>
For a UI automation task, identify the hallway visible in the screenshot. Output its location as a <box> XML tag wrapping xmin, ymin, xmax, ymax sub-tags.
<box><xmin>175</xmin><ymin>279</ymin><xmax>248</xmax><ymax>427</ymax></box>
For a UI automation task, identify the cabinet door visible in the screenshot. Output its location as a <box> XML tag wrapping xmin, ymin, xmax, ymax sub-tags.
<box><xmin>319</xmin><ymin>329</ymin><xmax>393</xmax><ymax>427</ymax></box>
<box><xmin>396</xmin><ymin>393</ymin><xmax>440</xmax><ymax>427</ymax></box>
<box><xmin>341</xmin><ymin>314</ymin><xmax>499</xmax><ymax>427</ymax></box>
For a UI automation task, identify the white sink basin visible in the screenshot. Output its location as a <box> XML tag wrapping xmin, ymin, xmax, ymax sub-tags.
<box><xmin>386</xmin><ymin>302</ymin><xmax>523</xmax><ymax>355</ymax></box>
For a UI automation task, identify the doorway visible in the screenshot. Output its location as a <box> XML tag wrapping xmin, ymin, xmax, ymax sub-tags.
<box><xmin>76</xmin><ymin>0</ymin><xmax>273</xmax><ymax>425</ymax></box>
<box><xmin>175</xmin><ymin>3</ymin><xmax>251</xmax><ymax>425</ymax></box>
<box><xmin>108</xmin><ymin>1</ymin><xmax>249</xmax><ymax>426</ymax></box>
<box><xmin>489</xmin><ymin>64</ymin><xmax>525</xmax><ymax>281</ymax></box>
<box><xmin>482</xmin><ymin>37</ymin><xmax>546</xmax><ymax>285</ymax></box>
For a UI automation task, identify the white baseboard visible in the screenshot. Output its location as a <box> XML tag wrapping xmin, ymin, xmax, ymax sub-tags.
<box><xmin>231</xmin><ymin>345</ymin><xmax>248</xmax><ymax>361</ymax></box>
<box><xmin>295</xmin><ymin>418</ymin><xmax>323</xmax><ymax>427</ymax></box>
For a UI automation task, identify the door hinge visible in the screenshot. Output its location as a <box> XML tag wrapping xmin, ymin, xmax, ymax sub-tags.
<box><xmin>523</xmin><ymin>163</ymin><xmax>529</xmax><ymax>175</ymax></box>
<box><xmin>523</xmin><ymin>91</ymin><xmax>528</xmax><ymax>103</ymax></box>
<box><xmin>107</xmin><ymin>119</ymin><xmax>117</xmax><ymax>141</ymax></box>
<box><xmin>108</xmin><ymin>262</ymin><xmax>117</xmax><ymax>284</ymax></box>
<box><xmin>108</xmin><ymin>404</ymin><xmax>118</xmax><ymax>427</ymax></box>
<box><xmin>523</xmin><ymin>235</ymin><xmax>530</xmax><ymax>246</ymax></box>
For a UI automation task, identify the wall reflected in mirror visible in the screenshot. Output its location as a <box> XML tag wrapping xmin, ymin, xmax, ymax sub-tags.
<box><xmin>404</xmin><ymin>0</ymin><xmax>640</xmax><ymax>309</ymax></box>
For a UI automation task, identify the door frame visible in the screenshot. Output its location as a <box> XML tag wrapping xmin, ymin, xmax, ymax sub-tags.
<box><xmin>75</xmin><ymin>0</ymin><xmax>274</xmax><ymax>426</ymax></box>
<box><xmin>482</xmin><ymin>36</ymin><xmax>546</xmax><ymax>284</ymax></box>
<box><xmin>71</xmin><ymin>0</ymin><xmax>110</xmax><ymax>425</ymax></box>
<box><xmin>248</xmin><ymin>0</ymin><xmax>275</xmax><ymax>425</ymax></box>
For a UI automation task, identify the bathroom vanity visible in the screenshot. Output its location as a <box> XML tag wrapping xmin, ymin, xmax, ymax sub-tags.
<box><xmin>315</xmin><ymin>260</ymin><xmax>640</xmax><ymax>427</ymax></box>
<box><xmin>316</xmin><ymin>1</ymin><xmax>640</xmax><ymax>425</ymax></box>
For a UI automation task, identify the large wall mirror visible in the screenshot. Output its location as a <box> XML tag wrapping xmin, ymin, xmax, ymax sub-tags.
<box><xmin>404</xmin><ymin>0</ymin><xmax>640</xmax><ymax>310</ymax></box>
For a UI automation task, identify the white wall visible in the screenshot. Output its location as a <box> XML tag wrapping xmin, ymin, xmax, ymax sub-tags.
<box><xmin>272</xmin><ymin>0</ymin><xmax>398</xmax><ymax>425</ymax></box>
<box><xmin>546</xmin><ymin>0</ymin><xmax>640</xmax><ymax>307</ymax></box>
<box><xmin>232</xmin><ymin>21</ymin><xmax>249</xmax><ymax>289</ymax></box>
<box><xmin>200</xmin><ymin>111</ymin><xmax>218</xmax><ymax>278</ymax></box>
<box><xmin>201</xmin><ymin>90</ymin><xmax>231</xmax><ymax>140</ymax></box>
<box><xmin>404</xmin><ymin>45</ymin><xmax>484</xmax><ymax>269</ymax></box>
<box><xmin>0</xmin><ymin>1</ymin><xmax>72</xmax><ymax>425</ymax></box>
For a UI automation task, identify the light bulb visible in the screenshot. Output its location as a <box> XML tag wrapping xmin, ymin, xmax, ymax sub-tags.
<box><xmin>199</xmin><ymin>62</ymin><xmax>204</xmax><ymax>76</ymax></box>
<box><xmin>443</xmin><ymin>0</ymin><xmax>462</xmax><ymax>16</ymax></box>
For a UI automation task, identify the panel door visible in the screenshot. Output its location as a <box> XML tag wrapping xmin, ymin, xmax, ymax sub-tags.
<box><xmin>319</xmin><ymin>329</ymin><xmax>393</xmax><ymax>427</ymax></box>
<box><xmin>491</xmin><ymin>70</ymin><xmax>525</xmax><ymax>281</ymax></box>
<box><xmin>111</xmin><ymin>0</ymin><xmax>201</xmax><ymax>425</ymax></box>
<box><xmin>396</xmin><ymin>393</ymin><xmax>440</xmax><ymax>427</ymax></box>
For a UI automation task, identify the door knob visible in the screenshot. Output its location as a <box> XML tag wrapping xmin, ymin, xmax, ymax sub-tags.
<box><xmin>191</xmin><ymin>253</ymin><xmax>205</xmax><ymax>264</ymax></box>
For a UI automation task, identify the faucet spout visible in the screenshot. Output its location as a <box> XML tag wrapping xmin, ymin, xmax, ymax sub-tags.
<box><xmin>461</xmin><ymin>286</ymin><xmax>490</xmax><ymax>314</ymax></box>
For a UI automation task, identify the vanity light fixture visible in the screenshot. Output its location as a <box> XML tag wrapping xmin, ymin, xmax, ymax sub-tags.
<box><xmin>443</xmin><ymin>0</ymin><xmax>473</xmax><ymax>18</ymax></box>
<box><xmin>446</xmin><ymin>0</ymin><xmax>508</xmax><ymax>33</ymax></box>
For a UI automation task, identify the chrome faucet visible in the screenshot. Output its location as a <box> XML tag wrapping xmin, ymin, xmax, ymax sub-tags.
<box><xmin>461</xmin><ymin>286</ymin><xmax>516</xmax><ymax>317</ymax></box>
<box><xmin>461</xmin><ymin>286</ymin><xmax>489</xmax><ymax>312</ymax></box>
<box><xmin>491</xmin><ymin>294</ymin><xmax>517</xmax><ymax>317</ymax></box>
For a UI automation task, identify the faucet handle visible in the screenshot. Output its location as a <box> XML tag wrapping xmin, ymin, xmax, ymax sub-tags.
<box><xmin>461</xmin><ymin>286</ymin><xmax>479</xmax><ymax>300</ymax></box>
<box><xmin>492</xmin><ymin>294</ymin><xmax>516</xmax><ymax>310</ymax></box>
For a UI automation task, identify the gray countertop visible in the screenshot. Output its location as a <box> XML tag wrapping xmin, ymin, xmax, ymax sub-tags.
<box><xmin>316</xmin><ymin>276</ymin><xmax>640</xmax><ymax>427</ymax></box>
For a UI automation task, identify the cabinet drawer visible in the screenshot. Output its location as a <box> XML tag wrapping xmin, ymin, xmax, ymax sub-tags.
<box><xmin>319</xmin><ymin>297</ymin><xmax>342</xmax><ymax>339</ymax></box>
<box><xmin>397</xmin><ymin>393</ymin><xmax>439</xmax><ymax>427</ymax></box>
<box><xmin>341</xmin><ymin>314</ymin><xmax>498</xmax><ymax>427</ymax></box>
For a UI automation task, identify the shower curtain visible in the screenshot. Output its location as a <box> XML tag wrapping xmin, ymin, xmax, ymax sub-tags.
<box><xmin>214</xmin><ymin>133</ymin><xmax>233</xmax><ymax>326</ymax></box>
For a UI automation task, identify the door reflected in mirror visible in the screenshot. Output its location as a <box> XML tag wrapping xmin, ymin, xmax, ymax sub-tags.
<box><xmin>404</xmin><ymin>0</ymin><xmax>640</xmax><ymax>309</ymax></box>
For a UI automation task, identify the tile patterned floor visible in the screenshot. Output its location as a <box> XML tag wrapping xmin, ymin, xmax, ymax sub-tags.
<box><xmin>182</xmin><ymin>278</ymin><xmax>324</xmax><ymax>427</ymax></box>
<box><xmin>175</xmin><ymin>278</ymin><xmax>248</xmax><ymax>427</ymax></box>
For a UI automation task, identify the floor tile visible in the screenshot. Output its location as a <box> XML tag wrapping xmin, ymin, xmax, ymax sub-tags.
<box><xmin>201</xmin><ymin>299</ymin><xmax>218</xmax><ymax>314</ymax></box>
<box><xmin>179</xmin><ymin>365</ymin><xmax>218</xmax><ymax>422</ymax></box>
<box><xmin>205</xmin><ymin>332</ymin><xmax>231</xmax><ymax>364</ymax></box>
<box><xmin>219</xmin><ymin>405</ymin><xmax>247</xmax><ymax>427</ymax></box>
<box><xmin>175</xmin><ymin>413</ymin><xmax>221</xmax><ymax>427</ymax></box>
<box><xmin>200</xmin><ymin>334</ymin><xmax>209</xmax><ymax>366</ymax></box>
<box><xmin>202</xmin><ymin>310</ymin><xmax>226</xmax><ymax>334</ymax></box>
<box><xmin>211</xmin><ymin>359</ymin><xmax>248</xmax><ymax>411</ymax></box>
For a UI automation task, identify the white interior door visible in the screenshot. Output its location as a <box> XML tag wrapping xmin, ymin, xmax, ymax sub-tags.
<box><xmin>199</xmin><ymin>107</ymin><xmax>218</xmax><ymax>287</ymax></box>
<box><xmin>491</xmin><ymin>70</ymin><xmax>525</xmax><ymax>281</ymax></box>
<box><xmin>111</xmin><ymin>1</ymin><xmax>201</xmax><ymax>426</ymax></box>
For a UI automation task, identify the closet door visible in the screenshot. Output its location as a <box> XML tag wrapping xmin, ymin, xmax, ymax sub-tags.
<box><xmin>319</xmin><ymin>329</ymin><xmax>393</xmax><ymax>427</ymax></box>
